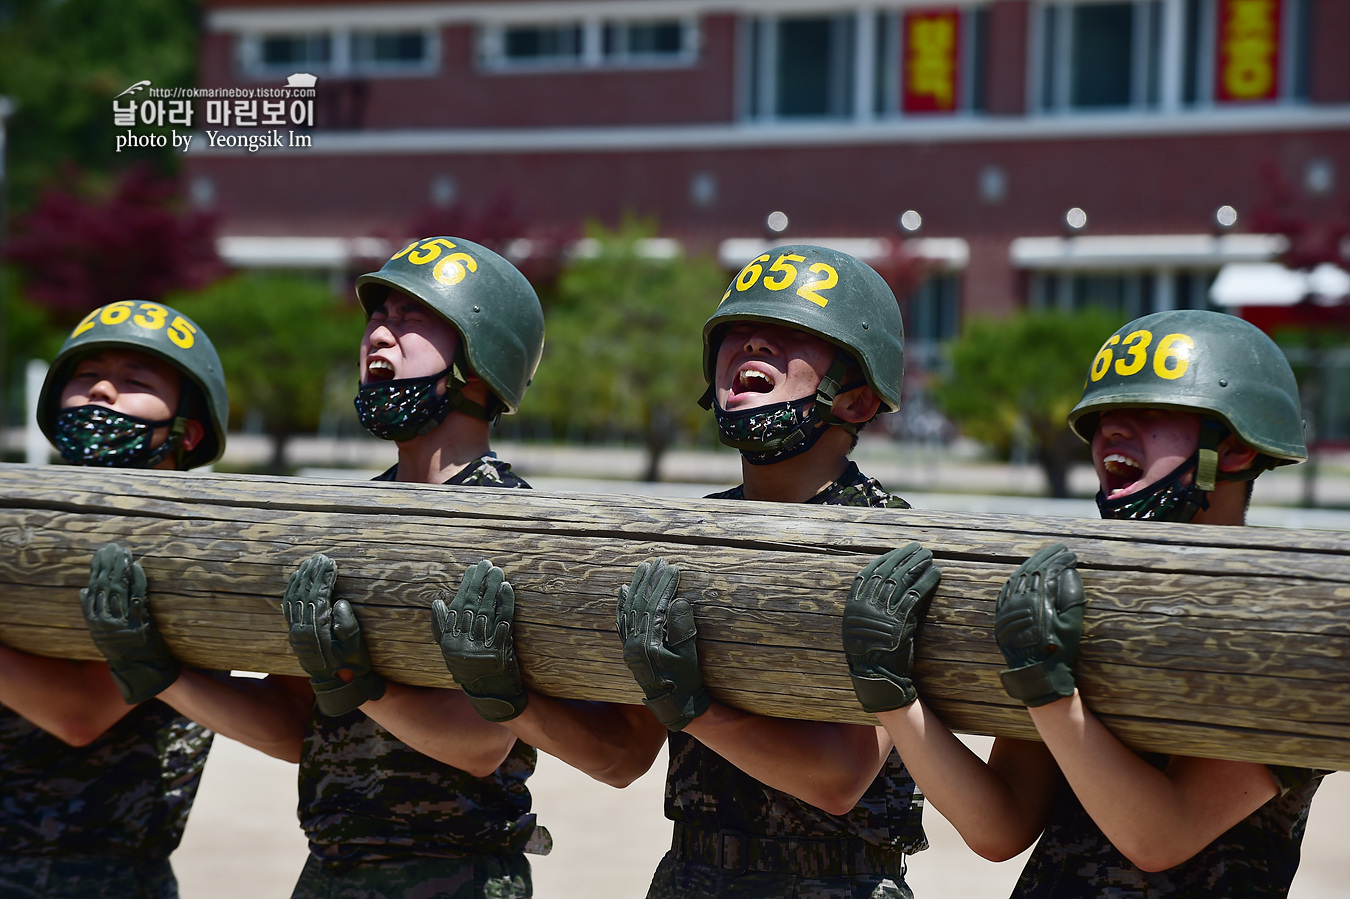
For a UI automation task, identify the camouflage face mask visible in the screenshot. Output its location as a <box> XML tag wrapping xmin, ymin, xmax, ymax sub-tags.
<box><xmin>711</xmin><ymin>395</ymin><xmax>829</xmax><ymax>466</ymax></box>
<box><xmin>1096</xmin><ymin>452</ymin><xmax>1210</xmax><ymax>523</ymax></box>
<box><xmin>53</xmin><ymin>405</ymin><xmax>179</xmax><ymax>468</ymax></box>
<box><xmin>354</xmin><ymin>366</ymin><xmax>453</xmax><ymax>442</ymax></box>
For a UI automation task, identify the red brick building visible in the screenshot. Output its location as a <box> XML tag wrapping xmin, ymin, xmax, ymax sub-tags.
<box><xmin>189</xmin><ymin>0</ymin><xmax>1350</xmax><ymax>387</ymax></box>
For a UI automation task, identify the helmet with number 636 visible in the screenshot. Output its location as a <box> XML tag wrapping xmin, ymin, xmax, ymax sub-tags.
<box><xmin>702</xmin><ymin>244</ymin><xmax>905</xmax><ymax>413</ymax></box>
<box><xmin>37</xmin><ymin>301</ymin><xmax>229</xmax><ymax>468</ymax></box>
<box><xmin>1068</xmin><ymin>309</ymin><xmax>1306</xmax><ymax>466</ymax></box>
<box><xmin>355</xmin><ymin>236</ymin><xmax>544</xmax><ymax>416</ymax></box>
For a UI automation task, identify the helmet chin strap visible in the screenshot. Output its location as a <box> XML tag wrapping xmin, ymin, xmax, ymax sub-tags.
<box><xmin>699</xmin><ymin>353</ymin><xmax>864</xmax><ymax>464</ymax></box>
<box><xmin>1097</xmin><ymin>419</ymin><xmax>1232</xmax><ymax>522</ymax></box>
<box><xmin>443</xmin><ymin>347</ymin><xmax>503</xmax><ymax>424</ymax></box>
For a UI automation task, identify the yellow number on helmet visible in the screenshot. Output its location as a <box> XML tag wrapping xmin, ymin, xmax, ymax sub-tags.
<box><xmin>1089</xmin><ymin>334</ymin><xmax>1121</xmax><ymax>382</ymax></box>
<box><xmin>1154</xmin><ymin>332</ymin><xmax>1194</xmax><ymax>380</ymax></box>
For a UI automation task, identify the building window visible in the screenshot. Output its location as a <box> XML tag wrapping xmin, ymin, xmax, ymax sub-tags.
<box><xmin>258</xmin><ymin>33</ymin><xmax>332</xmax><ymax>71</ymax></box>
<box><xmin>743</xmin><ymin>9</ymin><xmax>985</xmax><ymax>123</ymax></box>
<box><xmin>351</xmin><ymin>31</ymin><xmax>434</xmax><ymax>71</ymax></box>
<box><xmin>745</xmin><ymin>14</ymin><xmax>857</xmax><ymax>119</ymax></box>
<box><xmin>906</xmin><ymin>273</ymin><xmax>963</xmax><ymax>373</ymax></box>
<box><xmin>604</xmin><ymin>21</ymin><xmax>694</xmax><ymax>63</ymax></box>
<box><xmin>480</xmin><ymin>19</ymin><xmax>698</xmax><ymax>71</ymax></box>
<box><xmin>1033</xmin><ymin>0</ymin><xmax>1308</xmax><ymax>114</ymax></box>
<box><xmin>501</xmin><ymin>23</ymin><xmax>585</xmax><ymax>66</ymax></box>
<box><xmin>1027</xmin><ymin>271</ymin><xmax>1216</xmax><ymax>317</ymax></box>
<box><xmin>242</xmin><ymin>29</ymin><xmax>437</xmax><ymax>77</ymax></box>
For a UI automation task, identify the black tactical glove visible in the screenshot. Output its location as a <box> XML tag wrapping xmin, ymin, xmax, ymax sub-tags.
<box><xmin>841</xmin><ymin>543</ymin><xmax>942</xmax><ymax>712</ymax></box>
<box><xmin>994</xmin><ymin>543</ymin><xmax>1087</xmax><ymax>707</ymax></box>
<box><xmin>616</xmin><ymin>557</ymin><xmax>709</xmax><ymax>731</ymax></box>
<box><xmin>432</xmin><ymin>559</ymin><xmax>528</xmax><ymax>723</ymax></box>
<box><xmin>81</xmin><ymin>542</ymin><xmax>181</xmax><ymax>704</ymax></box>
<box><xmin>282</xmin><ymin>553</ymin><xmax>385</xmax><ymax>716</ymax></box>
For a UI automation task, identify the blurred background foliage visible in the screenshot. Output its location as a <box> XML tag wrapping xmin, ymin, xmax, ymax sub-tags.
<box><xmin>933</xmin><ymin>309</ymin><xmax>1123</xmax><ymax>498</ymax></box>
<box><xmin>0</xmin><ymin>0</ymin><xmax>199</xmax><ymax>207</ymax></box>
<box><xmin>169</xmin><ymin>272</ymin><xmax>363</xmax><ymax>474</ymax></box>
<box><xmin>514</xmin><ymin>217</ymin><xmax>727</xmax><ymax>481</ymax></box>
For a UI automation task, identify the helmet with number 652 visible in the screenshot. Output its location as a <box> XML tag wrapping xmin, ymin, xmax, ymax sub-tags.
<box><xmin>1068</xmin><ymin>309</ymin><xmax>1306</xmax><ymax>467</ymax></box>
<box><xmin>355</xmin><ymin>236</ymin><xmax>544</xmax><ymax>417</ymax></box>
<box><xmin>37</xmin><ymin>301</ymin><xmax>229</xmax><ymax>469</ymax></box>
<box><xmin>702</xmin><ymin>244</ymin><xmax>905</xmax><ymax>413</ymax></box>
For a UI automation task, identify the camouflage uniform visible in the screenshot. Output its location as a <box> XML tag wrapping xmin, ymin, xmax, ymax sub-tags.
<box><xmin>291</xmin><ymin>454</ymin><xmax>548</xmax><ymax>899</ymax></box>
<box><xmin>0</xmin><ymin>702</ymin><xmax>211</xmax><ymax>898</ymax></box>
<box><xmin>1012</xmin><ymin>755</ymin><xmax>1325</xmax><ymax>898</ymax></box>
<box><xmin>647</xmin><ymin>462</ymin><xmax>924</xmax><ymax>899</ymax></box>
<box><xmin>372</xmin><ymin>454</ymin><xmax>527</xmax><ymax>488</ymax></box>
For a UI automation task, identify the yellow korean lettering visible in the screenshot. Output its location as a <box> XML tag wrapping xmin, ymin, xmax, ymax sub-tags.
<box><xmin>908</xmin><ymin>16</ymin><xmax>957</xmax><ymax>109</ymax></box>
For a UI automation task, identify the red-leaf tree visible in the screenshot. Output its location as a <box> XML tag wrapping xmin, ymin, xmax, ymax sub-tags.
<box><xmin>6</xmin><ymin>165</ymin><xmax>224</xmax><ymax>326</ymax></box>
<box><xmin>1249</xmin><ymin>160</ymin><xmax>1350</xmax><ymax>272</ymax></box>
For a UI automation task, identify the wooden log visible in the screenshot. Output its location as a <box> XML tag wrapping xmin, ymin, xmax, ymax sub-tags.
<box><xmin>0</xmin><ymin>464</ymin><xmax>1347</xmax><ymax>771</ymax></box>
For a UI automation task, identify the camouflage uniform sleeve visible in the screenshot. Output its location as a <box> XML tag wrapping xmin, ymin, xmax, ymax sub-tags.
<box><xmin>1267</xmin><ymin>764</ymin><xmax>1328</xmax><ymax>795</ymax></box>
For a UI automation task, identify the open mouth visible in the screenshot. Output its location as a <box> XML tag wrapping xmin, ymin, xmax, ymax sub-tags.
<box><xmin>365</xmin><ymin>358</ymin><xmax>396</xmax><ymax>384</ymax></box>
<box><xmin>729</xmin><ymin>365</ymin><xmax>775</xmax><ymax>400</ymax></box>
<box><xmin>1102</xmin><ymin>452</ymin><xmax>1144</xmax><ymax>498</ymax></box>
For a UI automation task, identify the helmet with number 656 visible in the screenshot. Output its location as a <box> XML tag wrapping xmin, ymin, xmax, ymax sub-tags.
<box><xmin>702</xmin><ymin>244</ymin><xmax>905</xmax><ymax>413</ymax></box>
<box><xmin>355</xmin><ymin>236</ymin><xmax>544</xmax><ymax>416</ymax></box>
<box><xmin>1068</xmin><ymin>309</ymin><xmax>1306</xmax><ymax>467</ymax></box>
<box><xmin>37</xmin><ymin>301</ymin><xmax>229</xmax><ymax>468</ymax></box>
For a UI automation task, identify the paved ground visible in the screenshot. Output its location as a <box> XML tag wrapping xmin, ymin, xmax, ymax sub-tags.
<box><xmin>173</xmin><ymin>733</ymin><xmax>1347</xmax><ymax>899</ymax></box>
<box><xmin>168</xmin><ymin>463</ymin><xmax>1350</xmax><ymax>898</ymax></box>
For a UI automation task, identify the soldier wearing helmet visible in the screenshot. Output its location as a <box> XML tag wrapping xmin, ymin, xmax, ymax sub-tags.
<box><xmin>1</xmin><ymin>301</ymin><xmax>226</xmax><ymax>897</ymax></box>
<box><xmin>1068</xmin><ymin>308</ymin><xmax>1306</xmax><ymax>524</ymax></box>
<box><xmin>119</xmin><ymin>238</ymin><xmax>562</xmax><ymax>897</ymax></box>
<box><xmin>842</xmin><ymin>309</ymin><xmax>1325</xmax><ymax>898</ymax></box>
<box><xmin>38</xmin><ymin>299</ymin><xmax>228</xmax><ymax>470</ymax></box>
<box><xmin>604</xmin><ymin>246</ymin><xmax>927</xmax><ymax>897</ymax></box>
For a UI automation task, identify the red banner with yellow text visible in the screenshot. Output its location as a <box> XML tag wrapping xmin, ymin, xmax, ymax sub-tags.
<box><xmin>903</xmin><ymin>9</ymin><xmax>962</xmax><ymax>114</ymax></box>
<box><xmin>1215</xmin><ymin>0</ymin><xmax>1282</xmax><ymax>103</ymax></box>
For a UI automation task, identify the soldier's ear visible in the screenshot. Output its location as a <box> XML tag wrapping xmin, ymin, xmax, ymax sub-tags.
<box><xmin>181</xmin><ymin>420</ymin><xmax>205</xmax><ymax>451</ymax></box>
<box><xmin>1217</xmin><ymin>434</ymin><xmax>1259</xmax><ymax>473</ymax></box>
<box><xmin>832</xmin><ymin>384</ymin><xmax>881</xmax><ymax>425</ymax></box>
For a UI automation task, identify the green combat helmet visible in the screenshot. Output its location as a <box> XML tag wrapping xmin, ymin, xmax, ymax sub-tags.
<box><xmin>37</xmin><ymin>301</ymin><xmax>229</xmax><ymax>469</ymax></box>
<box><xmin>355</xmin><ymin>236</ymin><xmax>545</xmax><ymax>421</ymax></box>
<box><xmin>1068</xmin><ymin>308</ymin><xmax>1305</xmax><ymax>521</ymax></box>
<box><xmin>700</xmin><ymin>244</ymin><xmax>905</xmax><ymax>464</ymax></box>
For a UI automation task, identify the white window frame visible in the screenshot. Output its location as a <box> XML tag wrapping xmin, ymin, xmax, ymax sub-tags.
<box><xmin>1030</xmin><ymin>0</ymin><xmax>1308</xmax><ymax>117</ymax></box>
<box><xmin>239</xmin><ymin>28</ymin><xmax>439</xmax><ymax>79</ymax></box>
<box><xmin>348</xmin><ymin>28</ymin><xmax>441</xmax><ymax>76</ymax></box>
<box><xmin>741</xmin><ymin>11</ymin><xmax>866</xmax><ymax>123</ymax></box>
<box><xmin>478</xmin><ymin>17</ymin><xmax>699</xmax><ymax>73</ymax></box>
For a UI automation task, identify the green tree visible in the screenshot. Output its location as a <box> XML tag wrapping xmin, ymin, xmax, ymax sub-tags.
<box><xmin>525</xmin><ymin>218</ymin><xmax>726</xmax><ymax>481</ymax></box>
<box><xmin>170</xmin><ymin>272</ymin><xmax>363</xmax><ymax>473</ymax></box>
<box><xmin>932</xmin><ymin>308</ymin><xmax>1122</xmax><ymax>498</ymax></box>
<box><xmin>0</xmin><ymin>0</ymin><xmax>201</xmax><ymax>208</ymax></box>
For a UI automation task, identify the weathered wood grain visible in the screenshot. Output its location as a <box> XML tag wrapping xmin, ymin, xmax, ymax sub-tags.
<box><xmin>0</xmin><ymin>464</ymin><xmax>1347</xmax><ymax>770</ymax></box>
